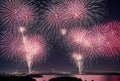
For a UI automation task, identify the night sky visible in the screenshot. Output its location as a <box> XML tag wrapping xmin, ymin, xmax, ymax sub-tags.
<box><xmin>0</xmin><ymin>0</ymin><xmax>120</xmax><ymax>73</ymax></box>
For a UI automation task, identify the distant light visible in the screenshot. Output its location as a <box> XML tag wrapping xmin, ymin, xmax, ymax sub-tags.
<box><xmin>19</xmin><ymin>26</ymin><xmax>25</xmax><ymax>33</ymax></box>
<box><xmin>60</xmin><ymin>28</ymin><xmax>67</xmax><ymax>35</ymax></box>
<box><xmin>72</xmin><ymin>53</ymin><xmax>82</xmax><ymax>61</ymax></box>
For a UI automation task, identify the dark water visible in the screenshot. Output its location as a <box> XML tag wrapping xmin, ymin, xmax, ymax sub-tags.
<box><xmin>34</xmin><ymin>75</ymin><xmax>120</xmax><ymax>81</ymax></box>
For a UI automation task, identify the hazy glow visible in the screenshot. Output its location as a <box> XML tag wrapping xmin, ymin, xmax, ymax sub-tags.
<box><xmin>72</xmin><ymin>52</ymin><xmax>83</xmax><ymax>74</ymax></box>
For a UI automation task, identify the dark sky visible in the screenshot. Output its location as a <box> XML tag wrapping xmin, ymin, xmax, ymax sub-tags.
<box><xmin>0</xmin><ymin>0</ymin><xmax>120</xmax><ymax>73</ymax></box>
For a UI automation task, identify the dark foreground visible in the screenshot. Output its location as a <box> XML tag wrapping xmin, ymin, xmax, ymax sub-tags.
<box><xmin>0</xmin><ymin>76</ymin><xmax>36</xmax><ymax>81</ymax></box>
<box><xmin>0</xmin><ymin>76</ymin><xmax>82</xmax><ymax>81</ymax></box>
<box><xmin>1</xmin><ymin>73</ymin><xmax>120</xmax><ymax>81</ymax></box>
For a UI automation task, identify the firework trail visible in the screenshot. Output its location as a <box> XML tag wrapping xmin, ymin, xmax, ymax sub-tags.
<box><xmin>91</xmin><ymin>21</ymin><xmax>120</xmax><ymax>57</ymax></box>
<box><xmin>0</xmin><ymin>27</ymin><xmax>47</xmax><ymax>73</ymax></box>
<box><xmin>19</xmin><ymin>27</ymin><xmax>47</xmax><ymax>73</ymax></box>
<box><xmin>0</xmin><ymin>0</ymin><xmax>37</xmax><ymax>32</ymax></box>
<box><xmin>60</xmin><ymin>0</ymin><xmax>106</xmax><ymax>27</ymax></box>
<box><xmin>24</xmin><ymin>35</ymin><xmax>46</xmax><ymax>73</ymax></box>
<box><xmin>72</xmin><ymin>52</ymin><xmax>83</xmax><ymax>74</ymax></box>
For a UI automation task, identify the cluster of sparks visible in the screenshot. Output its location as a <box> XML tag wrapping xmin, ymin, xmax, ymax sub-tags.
<box><xmin>0</xmin><ymin>31</ymin><xmax>23</xmax><ymax>61</ymax></box>
<box><xmin>0</xmin><ymin>0</ymin><xmax>120</xmax><ymax>74</ymax></box>
<box><xmin>90</xmin><ymin>21</ymin><xmax>120</xmax><ymax>57</ymax></box>
<box><xmin>65</xmin><ymin>21</ymin><xmax>120</xmax><ymax>73</ymax></box>
<box><xmin>19</xmin><ymin>27</ymin><xmax>47</xmax><ymax>72</ymax></box>
<box><xmin>66</xmin><ymin>21</ymin><xmax>120</xmax><ymax>59</ymax></box>
<box><xmin>0</xmin><ymin>0</ymin><xmax>37</xmax><ymax>31</ymax></box>
<box><xmin>40</xmin><ymin>0</ymin><xmax>105</xmax><ymax>37</ymax></box>
<box><xmin>0</xmin><ymin>0</ymin><xmax>47</xmax><ymax>73</ymax></box>
<box><xmin>0</xmin><ymin>27</ymin><xmax>47</xmax><ymax>73</ymax></box>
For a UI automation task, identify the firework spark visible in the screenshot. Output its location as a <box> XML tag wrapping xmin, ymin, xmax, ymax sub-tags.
<box><xmin>21</xmin><ymin>35</ymin><xmax>47</xmax><ymax>72</ymax></box>
<box><xmin>107</xmin><ymin>21</ymin><xmax>120</xmax><ymax>37</ymax></box>
<box><xmin>66</xmin><ymin>27</ymin><xmax>97</xmax><ymax>58</ymax></box>
<box><xmin>19</xmin><ymin>26</ymin><xmax>47</xmax><ymax>72</ymax></box>
<box><xmin>0</xmin><ymin>0</ymin><xmax>37</xmax><ymax>31</ymax></box>
<box><xmin>40</xmin><ymin>4</ymin><xmax>66</xmax><ymax>36</ymax></box>
<box><xmin>91</xmin><ymin>21</ymin><xmax>120</xmax><ymax>57</ymax></box>
<box><xmin>0</xmin><ymin>30</ymin><xmax>47</xmax><ymax>72</ymax></box>
<box><xmin>0</xmin><ymin>31</ymin><xmax>23</xmax><ymax>62</ymax></box>
<box><xmin>66</xmin><ymin>28</ymin><xmax>88</xmax><ymax>50</ymax></box>
<box><xmin>61</xmin><ymin>0</ymin><xmax>106</xmax><ymax>27</ymax></box>
<box><xmin>45</xmin><ymin>5</ymin><xmax>66</xmax><ymax>26</ymax></box>
<box><xmin>37</xmin><ymin>3</ymin><xmax>68</xmax><ymax>44</ymax></box>
<box><xmin>60</xmin><ymin>28</ymin><xmax>67</xmax><ymax>35</ymax></box>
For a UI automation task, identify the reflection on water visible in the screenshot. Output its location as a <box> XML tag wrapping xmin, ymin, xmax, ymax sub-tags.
<box><xmin>35</xmin><ymin>75</ymin><xmax>57</xmax><ymax>81</ymax></box>
<box><xmin>34</xmin><ymin>75</ymin><xmax>120</xmax><ymax>81</ymax></box>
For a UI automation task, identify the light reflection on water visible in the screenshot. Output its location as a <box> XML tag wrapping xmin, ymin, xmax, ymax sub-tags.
<box><xmin>34</xmin><ymin>75</ymin><xmax>120</xmax><ymax>81</ymax></box>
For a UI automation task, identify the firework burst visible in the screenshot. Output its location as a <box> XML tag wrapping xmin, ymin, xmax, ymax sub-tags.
<box><xmin>60</xmin><ymin>0</ymin><xmax>106</xmax><ymax>27</ymax></box>
<box><xmin>0</xmin><ymin>30</ymin><xmax>48</xmax><ymax>72</ymax></box>
<box><xmin>107</xmin><ymin>21</ymin><xmax>120</xmax><ymax>37</ymax></box>
<box><xmin>0</xmin><ymin>0</ymin><xmax>37</xmax><ymax>31</ymax></box>
<box><xmin>0</xmin><ymin>31</ymin><xmax>23</xmax><ymax>63</ymax></box>
<box><xmin>38</xmin><ymin>2</ymin><xmax>68</xmax><ymax>43</ymax></box>
<box><xmin>66</xmin><ymin>28</ymin><xmax>88</xmax><ymax>50</ymax></box>
<box><xmin>40</xmin><ymin>3</ymin><xmax>67</xmax><ymax>31</ymax></box>
<box><xmin>91</xmin><ymin>21</ymin><xmax>120</xmax><ymax>57</ymax></box>
<box><xmin>19</xmin><ymin>26</ymin><xmax>48</xmax><ymax>72</ymax></box>
<box><xmin>45</xmin><ymin>5</ymin><xmax>66</xmax><ymax>26</ymax></box>
<box><xmin>66</xmin><ymin>27</ymin><xmax>98</xmax><ymax>59</ymax></box>
<box><xmin>21</xmin><ymin>34</ymin><xmax>47</xmax><ymax>72</ymax></box>
<box><xmin>41</xmin><ymin>4</ymin><xmax>66</xmax><ymax>37</ymax></box>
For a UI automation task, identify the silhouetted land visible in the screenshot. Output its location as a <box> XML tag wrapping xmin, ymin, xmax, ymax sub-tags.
<box><xmin>49</xmin><ymin>77</ymin><xmax>82</xmax><ymax>81</ymax></box>
<box><xmin>1</xmin><ymin>73</ymin><xmax>120</xmax><ymax>81</ymax></box>
<box><xmin>0</xmin><ymin>76</ymin><xmax>36</xmax><ymax>81</ymax></box>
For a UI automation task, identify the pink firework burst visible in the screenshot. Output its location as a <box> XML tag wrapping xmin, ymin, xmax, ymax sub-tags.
<box><xmin>91</xmin><ymin>21</ymin><xmax>120</xmax><ymax>57</ymax></box>
<box><xmin>41</xmin><ymin>3</ymin><xmax>67</xmax><ymax>33</ymax></box>
<box><xmin>61</xmin><ymin>0</ymin><xmax>105</xmax><ymax>27</ymax></box>
<box><xmin>39</xmin><ymin>3</ymin><xmax>68</xmax><ymax>44</ymax></box>
<box><xmin>0</xmin><ymin>32</ymin><xmax>47</xmax><ymax>72</ymax></box>
<box><xmin>107</xmin><ymin>21</ymin><xmax>120</xmax><ymax>37</ymax></box>
<box><xmin>66</xmin><ymin>28</ymin><xmax>88</xmax><ymax>50</ymax></box>
<box><xmin>63</xmin><ymin>0</ymin><xmax>86</xmax><ymax>20</ymax></box>
<box><xmin>45</xmin><ymin>5</ymin><xmax>66</xmax><ymax>26</ymax></box>
<box><xmin>20</xmin><ymin>34</ymin><xmax>47</xmax><ymax>72</ymax></box>
<box><xmin>0</xmin><ymin>31</ymin><xmax>23</xmax><ymax>62</ymax></box>
<box><xmin>66</xmin><ymin>27</ymin><xmax>97</xmax><ymax>58</ymax></box>
<box><xmin>0</xmin><ymin>0</ymin><xmax>37</xmax><ymax>31</ymax></box>
<box><xmin>22</xmin><ymin>35</ymin><xmax>46</xmax><ymax>62</ymax></box>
